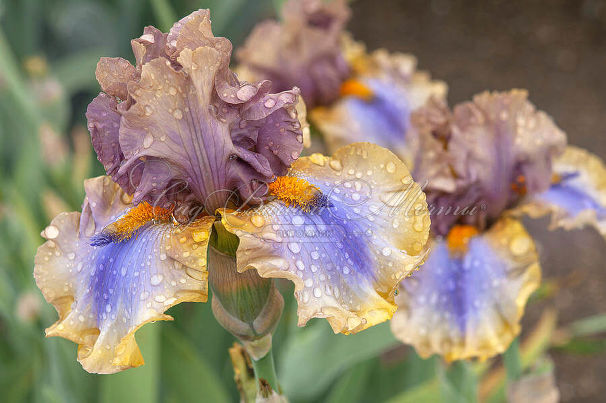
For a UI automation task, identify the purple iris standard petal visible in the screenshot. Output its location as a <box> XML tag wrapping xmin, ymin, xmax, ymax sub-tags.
<box><xmin>236</xmin><ymin>0</ymin><xmax>351</xmax><ymax>108</ymax></box>
<box><xmin>87</xmin><ymin>9</ymin><xmax>305</xmax><ymax>213</ymax></box>
<box><xmin>35</xmin><ymin>176</ymin><xmax>214</xmax><ymax>374</ymax></box>
<box><xmin>410</xmin><ymin>90</ymin><xmax>567</xmax><ymax>235</ymax></box>
<box><xmin>221</xmin><ymin>143</ymin><xmax>430</xmax><ymax>334</ymax></box>
<box><xmin>515</xmin><ymin>146</ymin><xmax>606</xmax><ymax>237</ymax></box>
<box><xmin>391</xmin><ymin>218</ymin><xmax>540</xmax><ymax>361</ymax></box>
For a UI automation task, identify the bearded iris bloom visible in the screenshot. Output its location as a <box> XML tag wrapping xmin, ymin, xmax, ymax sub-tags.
<box><xmin>390</xmin><ymin>90</ymin><xmax>606</xmax><ymax>361</ymax></box>
<box><xmin>34</xmin><ymin>9</ymin><xmax>430</xmax><ymax>374</ymax></box>
<box><xmin>236</xmin><ymin>0</ymin><xmax>446</xmax><ymax>165</ymax></box>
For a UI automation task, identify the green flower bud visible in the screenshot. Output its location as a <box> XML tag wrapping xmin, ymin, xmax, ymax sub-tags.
<box><xmin>209</xmin><ymin>222</ymin><xmax>284</xmax><ymax>359</ymax></box>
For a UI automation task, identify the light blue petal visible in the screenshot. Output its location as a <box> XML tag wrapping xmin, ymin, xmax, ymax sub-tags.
<box><xmin>392</xmin><ymin>218</ymin><xmax>540</xmax><ymax>360</ymax></box>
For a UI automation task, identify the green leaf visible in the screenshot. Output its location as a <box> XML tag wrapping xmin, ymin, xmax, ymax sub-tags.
<box><xmin>569</xmin><ymin>314</ymin><xmax>606</xmax><ymax>337</ymax></box>
<box><xmin>278</xmin><ymin>320</ymin><xmax>399</xmax><ymax>400</ymax></box>
<box><xmin>554</xmin><ymin>338</ymin><xmax>606</xmax><ymax>355</ymax></box>
<box><xmin>386</xmin><ymin>379</ymin><xmax>441</xmax><ymax>403</ymax></box>
<box><xmin>149</xmin><ymin>0</ymin><xmax>177</xmax><ymax>32</ymax></box>
<box><xmin>100</xmin><ymin>323</ymin><xmax>161</xmax><ymax>403</ymax></box>
<box><xmin>325</xmin><ymin>360</ymin><xmax>373</xmax><ymax>403</ymax></box>
<box><xmin>161</xmin><ymin>326</ymin><xmax>231</xmax><ymax>403</ymax></box>
<box><xmin>440</xmin><ymin>360</ymin><xmax>478</xmax><ymax>403</ymax></box>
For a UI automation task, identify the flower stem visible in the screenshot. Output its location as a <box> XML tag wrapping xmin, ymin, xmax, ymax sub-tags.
<box><xmin>503</xmin><ymin>337</ymin><xmax>522</xmax><ymax>382</ymax></box>
<box><xmin>251</xmin><ymin>347</ymin><xmax>280</xmax><ymax>396</ymax></box>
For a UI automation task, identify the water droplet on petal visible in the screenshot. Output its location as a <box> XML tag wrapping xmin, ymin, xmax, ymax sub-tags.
<box><xmin>386</xmin><ymin>161</ymin><xmax>396</xmax><ymax>173</ymax></box>
<box><xmin>264</xmin><ymin>98</ymin><xmax>276</xmax><ymax>108</ymax></box>
<box><xmin>150</xmin><ymin>274</ymin><xmax>164</xmax><ymax>285</ymax></box>
<box><xmin>327</xmin><ymin>159</ymin><xmax>342</xmax><ymax>172</ymax></box>
<box><xmin>143</xmin><ymin>133</ymin><xmax>153</xmax><ymax>148</ymax></box>
<box><xmin>309</xmin><ymin>153</ymin><xmax>325</xmax><ymax>166</ymax></box>
<box><xmin>236</xmin><ymin>85</ymin><xmax>256</xmax><ymax>101</ymax></box>
<box><xmin>44</xmin><ymin>225</ymin><xmax>59</xmax><ymax>239</ymax></box>
<box><xmin>173</xmin><ymin>109</ymin><xmax>183</xmax><ymax>119</ymax></box>
<box><xmin>251</xmin><ymin>215</ymin><xmax>265</xmax><ymax>227</ymax></box>
<box><xmin>192</xmin><ymin>230</ymin><xmax>208</xmax><ymax>243</ymax></box>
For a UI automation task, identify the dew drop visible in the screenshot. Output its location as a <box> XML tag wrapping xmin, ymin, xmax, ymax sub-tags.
<box><xmin>192</xmin><ymin>230</ymin><xmax>208</xmax><ymax>242</ymax></box>
<box><xmin>251</xmin><ymin>215</ymin><xmax>265</xmax><ymax>227</ymax></box>
<box><xmin>264</xmin><ymin>98</ymin><xmax>276</xmax><ymax>108</ymax></box>
<box><xmin>309</xmin><ymin>153</ymin><xmax>325</xmax><ymax>166</ymax></box>
<box><xmin>288</xmin><ymin>242</ymin><xmax>301</xmax><ymax>254</ymax></box>
<box><xmin>329</xmin><ymin>159</ymin><xmax>342</xmax><ymax>171</ymax></box>
<box><xmin>150</xmin><ymin>274</ymin><xmax>164</xmax><ymax>285</ymax></box>
<box><xmin>143</xmin><ymin>133</ymin><xmax>154</xmax><ymax>148</ymax></box>
<box><xmin>236</xmin><ymin>85</ymin><xmax>256</xmax><ymax>101</ymax></box>
<box><xmin>173</xmin><ymin>109</ymin><xmax>183</xmax><ymax>119</ymax></box>
<box><xmin>386</xmin><ymin>162</ymin><xmax>401</xmax><ymax>177</ymax></box>
<box><xmin>44</xmin><ymin>225</ymin><xmax>59</xmax><ymax>239</ymax></box>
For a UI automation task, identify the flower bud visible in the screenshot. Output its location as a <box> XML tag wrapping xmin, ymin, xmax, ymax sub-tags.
<box><xmin>209</xmin><ymin>223</ymin><xmax>284</xmax><ymax>359</ymax></box>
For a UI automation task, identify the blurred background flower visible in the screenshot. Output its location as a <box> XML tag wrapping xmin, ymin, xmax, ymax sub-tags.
<box><xmin>1</xmin><ymin>0</ymin><xmax>606</xmax><ymax>402</ymax></box>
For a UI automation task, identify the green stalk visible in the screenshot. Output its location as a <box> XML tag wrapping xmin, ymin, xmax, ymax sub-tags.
<box><xmin>251</xmin><ymin>347</ymin><xmax>280</xmax><ymax>397</ymax></box>
<box><xmin>503</xmin><ymin>338</ymin><xmax>522</xmax><ymax>382</ymax></box>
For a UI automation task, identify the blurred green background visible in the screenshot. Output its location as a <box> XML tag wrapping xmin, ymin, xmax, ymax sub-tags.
<box><xmin>1</xmin><ymin>0</ymin><xmax>605</xmax><ymax>402</ymax></box>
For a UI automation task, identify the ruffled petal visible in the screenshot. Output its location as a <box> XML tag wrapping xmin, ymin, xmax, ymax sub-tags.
<box><xmin>312</xmin><ymin>49</ymin><xmax>446</xmax><ymax>167</ymax></box>
<box><xmin>95</xmin><ymin>57</ymin><xmax>138</xmax><ymax>100</ymax></box>
<box><xmin>410</xmin><ymin>90</ymin><xmax>567</xmax><ymax>235</ymax></box>
<box><xmin>87</xmin><ymin>9</ymin><xmax>306</xmax><ymax>213</ymax></box>
<box><xmin>34</xmin><ymin>176</ymin><xmax>214</xmax><ymax>373</ymax></box>
<box><xmin>236</xmin><ymin>0</ymin><xmax>350</xmax><ymax>108</ymax></box>
<box><xmin>221</xmin><ymin>143</ymin><xmax>430</xmax><ymax>334</ymax></box>
<box><xmin>391</xmin><ymin>218</ymin><xmax>540</xmax><ymax>361</ymax></box>
<box><xmin>513</xmin><ymin>146</ymin><xmax>606</xmax><ymax>236</ymax></box>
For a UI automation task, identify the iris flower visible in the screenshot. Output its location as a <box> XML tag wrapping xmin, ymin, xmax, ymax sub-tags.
<box><xmin>34</xmin><ymin>10</ymin><xmax>430</xmax><ymax>374</ymax></box>
<box><xmin>236</xmin><ymin>0</ymin><xmax>446</xmax><ymax>165</ymax></box>
<box><xmin>390</xmin><ymin>90</ymin><xmax>606</xmax><ymax>361</ymax></box>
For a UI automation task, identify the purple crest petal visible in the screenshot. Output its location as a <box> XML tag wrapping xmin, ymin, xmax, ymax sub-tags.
<box><xmin>410</xmin><ymin>90</ymin><xmax>567</xmax><ymax>235</ymax></box>
<box><xmin>236</xmin><ymin>0</ymin><xmax>351</xmax><ymax>108</ymax></box>
<box><xmin>87</xmin><ymin>10</ymin><xmax>306</xmax><ymax>213</ymax></box>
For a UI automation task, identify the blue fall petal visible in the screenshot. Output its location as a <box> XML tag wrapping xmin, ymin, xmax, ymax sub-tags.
<box><xmin>391</xmin><ymin>218</ymin><xmax>540</xmax><ymax>361</ymax></box>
